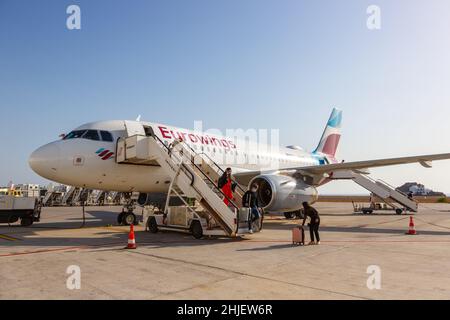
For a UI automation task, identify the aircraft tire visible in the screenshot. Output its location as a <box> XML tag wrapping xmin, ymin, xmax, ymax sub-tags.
<box><xmin>191</xmin><ymin>220</ymin><xmax>203</xmax><ymax>239</ymax></box>
<box><xmin>20</xmin><ymin>217</ymin><xmax>33</xmax><ymax>227</ymax></box>
<box><xmin>396</xmin><ymin>208</ymin><xmax>403</xmax><ymax>215</ymax></box>
<box><xmin>147</xmin><ymin>217</ymin><xmax>158</xmax><ymax>233</ymax></box>
<box><xmin>122</xmin><ymin>212</ymin><xmax>136</xmax><ymax>226</ymax></box>
<box><xmin>284</xmin><ymin>212</ymin><xmax>296</xmax><ymax>219</ymax></box>
<box><xmin>117</xmin><ymin>212</ymin><xmax>124</xmax><ymax>225</ymax></box>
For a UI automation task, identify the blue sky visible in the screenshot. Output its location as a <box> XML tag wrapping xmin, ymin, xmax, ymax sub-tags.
<box><xmin>1</xmin><ymin>0</ymin><xmax>450</xmax><ymax>194</ymax></box>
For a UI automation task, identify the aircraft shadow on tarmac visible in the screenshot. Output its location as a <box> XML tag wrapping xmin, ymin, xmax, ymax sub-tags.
<box><xmin>0</xmin><ymin>210</ymin><xmax>248</xmax><ymax>249</ymax></box>
<box><xmin>263</xmin><ymin>219</ymin><xmax>450</xmax><ymax>236</ymax></box>
<box><xmin>0</xmin><ymin>210</ymin><xmax>118</xmax><ymax>230</ymax></box>
<box><xmin>236</xmin><ymin>244</ymin><xmax>302</xmax><ymax>252</ymax></box>
<box><xmin>318</xmin><ymin>225</ymin><xmax>450</xmax><ymax>236</ymax></box>
<box><xmin>0</xmin><ymin>233</ymin><xmax>248</xmax><ymax>250</ymax></box>
<box><xmin>2</xmin><ymin>210</ymin><xmax>450</xmax><ymax>250</ymax></box>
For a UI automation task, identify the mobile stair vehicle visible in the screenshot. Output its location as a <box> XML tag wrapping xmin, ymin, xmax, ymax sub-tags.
<box><xmin>107</xmin><ymin>191</ymin><xmax>123</xmax><ymax>205</ymax></box>
<box><xmin>0</xmin><ymin>195</ymin><xmax>41</xmax><ymax>226</ymax></box>
<box><xmin>116</xmin><ymin>133</ymin><xmax>262</xmax><ymax>238</ymax></box>
<box><xmin>95</xmin><ymin>190</ymin><xmax>107</xmax><ymax>206</ymax></box>
<box><xmin>332</xmin><ymin>171</ymin><xmax>419</xmax><ymax>215</ymax></box>
<box><xmin>41</xmin><ymin>185</ymin><xmax>65</xmax><ymax>207</ymax></box>
<box><xmin>61</xmin><ymin>186</ymin><xmax>84</xmax><ymax>206</ymax></box>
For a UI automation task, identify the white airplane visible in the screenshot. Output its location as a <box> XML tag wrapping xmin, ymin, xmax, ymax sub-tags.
<box><xmin>29</xmin><ymin>108</ymin><xmax>450</xmax><ymax>218</ymax></box>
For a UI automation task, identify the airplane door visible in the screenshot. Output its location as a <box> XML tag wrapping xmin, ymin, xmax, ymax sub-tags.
<box><xmin>124</xmin><ymin>120</ymin><xmax>145</xmax><ymax>137</ymax></box>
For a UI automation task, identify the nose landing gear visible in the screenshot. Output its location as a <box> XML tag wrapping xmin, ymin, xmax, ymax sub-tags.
<box><xmin>117</xmin><ymin>196</ymin><xmax>138</xmax><ymax>226</ymax></box>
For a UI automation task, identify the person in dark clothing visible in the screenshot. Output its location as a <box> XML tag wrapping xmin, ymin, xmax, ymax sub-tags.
<box><xmin>218</xmin><ymin>168</ymin><xmax>237</xmax><ymax>205</ymax></box>
<box><xmin>218</xmin><ymin>168</ymin><xmax>232</xmax><ymax>188</ymax></box>
<box><xmin>301</xmin><ymin>201</ymin><xmax>320</xmax><ymax>245</ymax></box>
<box><xmin>242</xmin><ymin>184</ymin><xmax>261</xmax><ymax>233</ymax></box>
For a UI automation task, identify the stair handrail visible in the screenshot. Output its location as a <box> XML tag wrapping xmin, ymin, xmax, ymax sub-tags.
<box><xmin>358</xmin><ymin>173</ymin><xmax>378</xmax><ymax>183</ymax></box>
<box><xmin>168</xmin><ymin>136</ymin><xmax>246</xmax><ymax>195</ymax></box>
<box><xmin>377</xmin><ymin>179</ymin><xmax>419</xmax><ymax>203</ymax></box>
<box><xmin>152</xmin><ymin>135</ymin><xmax>241</xmax><ymax>211</ymax></box>
<box><xmin>158</xmin><ymin>136</ymin><xmax>243</xmax><ymax>235</ymax></box>
<box><xmin>195</xmin><ymin>151</ymin><xmax>246</xmax><ymax>195</ymax></box>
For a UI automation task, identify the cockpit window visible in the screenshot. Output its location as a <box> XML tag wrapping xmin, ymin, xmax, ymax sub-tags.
<box><xmin>64</xmin><ymin>130</ymin><xmax>87</xmax><ymax>140</ymax></box>
<box><xmin>63</xmin><ymin>129</ymin><xmax>113</xmax><ymax>142</ymax></box>
<box><xmin>100</xmin><ymin>131</ymin><xmax>113</xmax><ymax>142</ymax></box>
<box><xmin>83</xmin><ymin>130</ymin><xmax>100</xmax><ymax>141</ymax></box>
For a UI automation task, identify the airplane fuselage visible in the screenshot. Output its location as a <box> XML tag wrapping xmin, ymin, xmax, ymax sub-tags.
<box><xmin>29</xmin><ymin>120</ymin><xmax>332</xmax><ymax>192</ymax></box>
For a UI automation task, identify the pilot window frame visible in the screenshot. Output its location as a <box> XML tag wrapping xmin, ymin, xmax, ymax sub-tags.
<box><xmin>63</xmin><ymin>130</ymin><xmax>87</xmax><ymax>140</ymax></box>
<box><xmin>82</xmin><ymin>130</ymin><xmax>101</xmax><ymax>141</ymax></box>
<box><xmin>100</xmin><ymin>130</ymin><xmax>114</xmax><ymax>142</ymax></box>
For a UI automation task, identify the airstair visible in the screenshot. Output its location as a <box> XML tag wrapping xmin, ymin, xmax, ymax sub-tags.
<box><xmin>71</xmin><ymin>188</ymin><xmax>84</xmax><ymax>205</ymax></box>
<box><xmin>42</xmin><ymin>191</ymin><xmax>54</xmax><ymax>206</ymax></box>
<box><xmin>42</xmin><ymin>190</ymin><xmax>64</xmax><ymax>206</ymax></box>
<box><xmin>331</xmin><ymin>170</ymin><xmax>418</xmax><ymax>212</ymax></box>
<box><xmin>41</xmin><ymin>185</ymin><xmax>66</xmax><ymax>206</ymax></box>
<box><xmin>95</xmin><ymin>191</ymin><xmax>106</xmax><ymax>205</ymax></box>
<box><xmin>193</xmin><ymin>152</ymin><xmax>246</xmax><ymax>207</ymax></box>
<box><xmin>116</xmin><ymin>134</ymin><xmax>256</xmax><ymax>237</ymax></box>
<box><xmin>76</xmin><ymin>188</ymin><xmax>91</xmax><ymax>205</ymax></box>
<box><xmin>352</xmin><ymin>174</ymin><xmax>418</xmax><ymax>212</ymax></box>
<box><xmin>61</xmin><ymin>186</ymin><xmax>80</xmax><ymax>206</ymax></box>
<box><xmin>108</xmin><ymin>191</ymin><xmax>122</xmax><ymax>205</ymax></box>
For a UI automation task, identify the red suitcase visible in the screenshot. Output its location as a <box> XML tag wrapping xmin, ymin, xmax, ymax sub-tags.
<box><xmin>292</xmin><ymin>226</ymin><xmax>305</xmax><ymax>245</ymax></box>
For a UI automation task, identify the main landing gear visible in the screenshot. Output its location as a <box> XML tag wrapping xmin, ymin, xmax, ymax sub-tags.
<box><xmin>284</xmin><ymin>209</ymin><xmax>305</xmax><ymax>220</ymax></box>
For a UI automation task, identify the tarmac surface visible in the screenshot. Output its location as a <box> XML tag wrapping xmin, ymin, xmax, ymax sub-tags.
<box><xmin>1</xmin><ymin>202</ymin><xmax>450</xmax><ymax>300</ymax></box>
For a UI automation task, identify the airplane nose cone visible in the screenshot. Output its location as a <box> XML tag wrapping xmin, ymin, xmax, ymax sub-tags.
<box><xmin>29</xmin><ymin>143</ymin><xmax>61</xmax><ymax>179</ymax></box>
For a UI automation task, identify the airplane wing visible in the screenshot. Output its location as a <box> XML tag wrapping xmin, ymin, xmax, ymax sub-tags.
<box><xmin>299</xmin><ymin>152</ymin><xmax>450</xmax><ymax>174</ymax></box>
<box><xmin>233</xmin><ymin>152</ymin><xmax>450</xmax><ymax>185</ymax></box>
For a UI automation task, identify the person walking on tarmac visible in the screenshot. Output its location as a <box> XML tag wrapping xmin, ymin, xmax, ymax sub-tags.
<box><xmin>218</xmin><ymin>167</ymin><xmax>236</xmax><ymax>206</ymax></box>
<box><xmin>242</xmin><ymin>184</ymin><xmax>261</xmax><ymax>233</ymax></box>
<box><xmin>301</xmin><ymin>202</ymin><xmax>321</xmax><ymax>245</ymax></box>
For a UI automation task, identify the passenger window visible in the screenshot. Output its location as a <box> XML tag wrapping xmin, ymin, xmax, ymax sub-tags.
<box><xmin>64</xmin><ymin>130</ymin><xmax>87</xmax><ymax>140</ymax></box>
<box><xmin>83</xmin><ymin>130</ymin><xmax>100</xmax><ymax>141</ymax></box>
<box><xmin>100</xmin><ymin>130</ymin><xmax>114</xmax><ymax>142</ymax></box>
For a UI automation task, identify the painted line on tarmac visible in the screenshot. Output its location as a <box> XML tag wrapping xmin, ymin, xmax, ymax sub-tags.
<box><xmin>0</xmin><ymin>234</ymin><xmax>21</xmax><ymax>241</ymax></box>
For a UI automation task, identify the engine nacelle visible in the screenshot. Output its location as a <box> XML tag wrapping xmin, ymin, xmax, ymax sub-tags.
<box><xmin>249</xmin><ymin>174</ymin><xmax>318</xmax><ymax>212</ymax></box>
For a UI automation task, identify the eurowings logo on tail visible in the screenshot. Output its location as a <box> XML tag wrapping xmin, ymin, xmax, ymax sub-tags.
<box><xmin>95</xmin><ymin>148</ymin><xmax>115</xmax><ymax>160</ymax></box>
<box><xmin>314</xmin><ymin>108</ymin><xmax>342</xmax><ymax>158</ymax></box>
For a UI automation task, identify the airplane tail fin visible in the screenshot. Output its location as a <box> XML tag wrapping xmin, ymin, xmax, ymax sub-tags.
<box><xmin>314</xmin><ymin>108</ymin><xmax>342</xmax><ymax>157</ymax></box>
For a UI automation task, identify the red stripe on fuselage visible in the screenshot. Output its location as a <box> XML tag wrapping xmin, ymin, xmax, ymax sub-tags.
<box><xmin>102</xmin><ymin>152</ymin><xmax>114</xmax><ymax>160</ymax></box>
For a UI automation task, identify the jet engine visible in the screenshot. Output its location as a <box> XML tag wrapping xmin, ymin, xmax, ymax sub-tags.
<box><xmin>249</xmin><ymin>174</ymin><xmax>318</xmax><ymax>212</ymax></box>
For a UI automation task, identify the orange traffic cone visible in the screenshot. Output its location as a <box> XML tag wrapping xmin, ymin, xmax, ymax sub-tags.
<box><xmin>125</xmin><ymin>224</ymin><xmax>137</xmax><ymax>249</ymax></box>
<box><xmin>406</xmin><ymin>216</ymin><xmax>417</xmax><ymax>235</ymax></box>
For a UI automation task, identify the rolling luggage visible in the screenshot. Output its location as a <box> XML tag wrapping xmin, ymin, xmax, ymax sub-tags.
<box><xmin>292</xmin><ymin>226</ymin><xmax>305</xmax><ymax>245</ymax></box>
